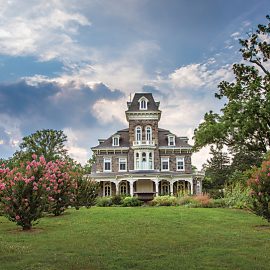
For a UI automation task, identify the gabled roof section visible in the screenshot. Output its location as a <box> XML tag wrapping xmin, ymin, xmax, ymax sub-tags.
<box><xmin>92</xmin><ymin>128</ymin><xmax>130</xmax><ymax>150</ymax></box>
<box><xmin>127</xmin><ymin>93</ymin><xmax>160</xmax><ymax>112</ymax></box>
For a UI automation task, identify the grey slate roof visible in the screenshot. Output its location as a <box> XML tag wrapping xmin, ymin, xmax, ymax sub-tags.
<box><xmin>158</xmin><ymin>129</ymin><xmax>192</xmax><ymax>148</ymax></box>
<box><xmin>92</xmin><ymin>128</ymin><xmax>129</xmax><ymax>149</ymax></box>
<box><xmin>127</xmin><ymin>93</ymin><xmax>160</xmax><ymax>112</ymax></box>
<box><xmin>92</xmin><ymin>128</ymin><xmax>192</xmax><ymax>149</ymax></box>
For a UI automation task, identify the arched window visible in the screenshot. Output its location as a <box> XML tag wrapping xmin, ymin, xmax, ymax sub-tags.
<box><xmin>104</xmin><ymin>182</ymin><xmax>111</xmax><ymax>196</ymax></box>
<box><xmin>142</xmin><ymin>152</ymin><xmax>146</xmax><ymax>162</ymax></box>
<box><xmin>120</xmin><ymin>181</ymin><xmax>127</xmax><ymax>195</ymax></box>
<box><xmin>145</xmin><ymin>126</ymin><xmax>152</xmax><ymax>141</ymax></box>
<box><xmin>135</xmin><ymin>126</ymin><xmax>142</xmax><ymax>141</ymax></box>
<box><xmin>140</xmin><ymin>99</ymin><xmax>147</xmax><ymax>110</ymax></box>
<box><xmin>161</xmin><ymin>181</ymin><xmax>169</xmax><ymax>195</ymax></box>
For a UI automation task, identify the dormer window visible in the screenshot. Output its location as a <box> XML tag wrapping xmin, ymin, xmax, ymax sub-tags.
<box><xmin>112</xmin><ymin>135</ymin><xmax>120</xmax><ymax>146</ymax></box>
<box><xmin>168</xmin><ymin>135</ymin><xmax>175</xmax><ymax>146</ymax></box>
<box><xmin>138</xmin><ymin>96</ymin><xmax>149</xmax><ymax>110</ymax></box>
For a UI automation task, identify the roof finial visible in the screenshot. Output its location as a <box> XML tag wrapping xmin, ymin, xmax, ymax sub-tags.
<box><xmin>129</xmin><ymin>93</ymin><xmax>132</xmax><ymax>102</ymax></box>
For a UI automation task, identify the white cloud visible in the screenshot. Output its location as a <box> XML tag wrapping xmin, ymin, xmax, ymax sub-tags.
<box><xmin>0</xmin><ymin>0</ymin><xmax>91</xmax><ymax>62</ymax></box>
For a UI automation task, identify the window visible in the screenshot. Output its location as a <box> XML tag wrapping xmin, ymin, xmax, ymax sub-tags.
<box><xmin>135</xmin><ymin>126</ymin><xmax>142</xmax><ymax>141</ymax></box>
<box><xmin>104</xmin><ymin>158</ymin><xmax>111</xmax><ymax>172</ymax></box>
<box><xmin>139</xmin><ymin>98</ymin><xmax>148</xmax><ymax>110</ymax></box>
<box><xmin>176</xmin><ymin>157</ymin><xmax>185</xmax><ymax>171</ymax></box>
<box><xmin>149</xmin><ymin>152</ymin><xmax>153</xmax><ymax>169</ymax></box>
<box><xmin>104</xmin><ymin>182</ymin><xmax>111</xmax><ymax>196</ymax></box>
<box><xmin>135</xmin><ymin>152</ymin><xmax>140</xmax><ymax>169</ymax></box>
<box><xmin>168</xmin><ymin>135</ymin><xmax>175</xmax><ymax>146</ymax></box>
<box><xmin>146</xmin><ymin>126</ymin><xmax>152</xmax><ymax>141</ymax></box>
<box><xmin>161</xmin><ymin>181</ymin><xmax>170</xmax><ymax>195</ymax></box>
<box><xmin>161</xmin><ymin>157</ymin><xmax>169</xmax><ymax>171</ymax></box>
<box><xmin>120</xmin><ymin>181</ymin><xmax>127</xmax><ymax>195</ymax></box>
<box><xmin>119</xmin><ymin>158</ymin><xmax>127</xmax><ymax>171</ymax></box>
<box><xmin>112</xmin><ymin>136</ymin><xmax>119</xmax><ymax>146</ymax></box>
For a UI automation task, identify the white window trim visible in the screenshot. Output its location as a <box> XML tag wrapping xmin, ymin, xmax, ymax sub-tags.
<box><xmin>138</xmin><ymin>96</ymin><xmax>149</xmax><ymax>110</ymax></box>
<box><xmin>112</xmin><ymin>135</ymin><xmax>120</xmax><ymax>146</ymax></box>
<box><xmin>161</xmin><ymin>157</ymin><xmax>170</xmax><ymax>171</ymax></box>
<box><xmin>168</xmin><ymin>135</ymin><xmax>175</xmax><ymax>146</ymax></box>
<box><xmin>145</xmin><ymin>126</ymin><xmax>152</xmax><ymax>141</ymax></box>
<box><xmin>103</xmin><ymin>157</ymin><xmax>112</xmax><ymax>172</ymax></box>
<box><xmin>135</xmin><ymin>126</ymin><xmax>142</xmax><ymax>141</ymax></box>
<box><xmin>103</xmin><ymin>182</ymin><xmax>111</xmax><ymax>196</ymax></box>
<box><xmin>176</xmin><ymin>157</ymin><xmax>185</xmax><ymax>171</ymax></box>
<box><xmin>119</xmin><ymin>158</ymin><xmax>127</xmax><ymax>172</ymax></box>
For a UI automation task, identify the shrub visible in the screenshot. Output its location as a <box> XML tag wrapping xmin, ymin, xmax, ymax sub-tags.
<box><xmin>45</xmin><ymin>160</ymin><xmax>75</xmax><ymax>216</ymax></box>
<box><xmin>212</xmin><ymin>198</ymin><xmax>226</xmax><ymax>208</ymax></box>
<box><xmin>188</xmin><ymin>194</ymin><xmax>214</xmax><ymax>208</ymax></box>
<box><xmin>111</xmin><ymin>195</ymin><xmax>124</xmax><ymax>206</ymax></box>
<box><xmin>0</xmin><ymin>155</ymin><xmax>71</xmax><ymax>230</ymax></box>
<box><xmin>176</xmin><ymin>196</ymin><xmax>194</xmax><ymax>206</ymax></box>
<box><xmin>152</xmin><ymin>196</ymin><xmax>177</xmax><ymax>206</ymax></box>
<box><xmin>224</xmin><ymin>182</ymin><xmax>252</xmax><ymax>209</ymax></box>
<box><xmin>208</xmin><ymin>189</ymin><xmax>224</xmax><ymax>199</ymax></box>
<box><xmin>122</xmin><ymin>196</ymin><xmax>143</xmax><ymax>207</ymax></box>
<box><xmin>248</xmin><ymin>158</ymin><xmax>270</xmax><ymax>222</ymax></box>
<box><xmin>95</xmin><ymin>197</ymin><xmax>112</xmax><ymax>207</ymax></box>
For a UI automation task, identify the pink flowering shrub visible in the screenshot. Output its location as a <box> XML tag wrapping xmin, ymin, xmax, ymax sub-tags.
<box><xmin>45</xmin><ymin>160</ymin><xmax>75</xmax><ymax>216</ymax></box>
<box><xmin>0</xmin><ymin>155</ymin><xmax>74</xmax><ymax>230</ymax></box>
<box><xmin>248</xmin><ymin>158</ymin><xmax>270</xmax><ymax>222</ymax></box>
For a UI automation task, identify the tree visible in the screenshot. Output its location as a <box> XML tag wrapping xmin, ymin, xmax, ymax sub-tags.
<box><xmin>203</xmin><ymin>146</ymin><xmax>231</xmax><ymax>189</ymax></box>
<box><xmin>193</xmin><ymin>16</ymin><xmax>270</xmax><ymax>166</ymax></box>
<box><xmin>15</xmin><ymin>129</ymin><xmax>68</xmax><ymax>162</ymax></box>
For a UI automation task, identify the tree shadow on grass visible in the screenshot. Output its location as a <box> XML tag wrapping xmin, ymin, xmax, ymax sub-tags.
<box><xmin>254</xmin><ymin>224</ymin><xmax>270</xmax><ymax>231</ymax></box>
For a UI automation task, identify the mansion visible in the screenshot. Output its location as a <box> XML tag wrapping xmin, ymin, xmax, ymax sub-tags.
<box><xmin>90</xmin><ymin>93</ymin><xmax>203</xmax><ymax>200</ymax></box>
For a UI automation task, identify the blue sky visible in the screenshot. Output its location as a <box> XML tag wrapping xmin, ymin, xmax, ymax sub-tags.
<box><xmin>0</xmin><ymin>0</ymin><xmax>269</xmax><ymax>168</ymax></box>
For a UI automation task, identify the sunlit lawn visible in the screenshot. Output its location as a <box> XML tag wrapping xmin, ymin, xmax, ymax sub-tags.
<box><xmin>0</xmin><ymin>207</ymin><xmax>270</xmax><ymax>270</ymax></box>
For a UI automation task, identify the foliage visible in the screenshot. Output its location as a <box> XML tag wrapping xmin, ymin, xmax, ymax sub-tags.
<box><xmin>151</xmin><ymin>196</ymin><xmax>177</xmax><ymax>206</ymax></box>
<box><xmin>95</xmin><ymin>197</ymin><xmax>113</xmax><ymax>207</ymax></box>
<box><xmin>203</xmin><ymin>146</ymin><xmax>231</xmax><ymax>188</ymax></box>
<box><xmin>248</xmin><ymin>157</ymin><xmax>270</xmax><ymax>222</ymax></box>
<box><xmin>184</xmin><ymin>194</ymin><xmax>214</xmax><ymax>208</ymax></box>
<box><xmin>0</xmin><ymin>155</ymin><xmax>72</xmax><ymax>230</ymax></box>
<box><xmin>193</xmin><ymin>16</ymin><xmax>270</xmax><ymax>185</ymax></box>
<box><xmin>224</xmin><ymin>182</ymin><xmax>252</xmax><ymax>209</ymax></box>
<box><xmin>46</xmin><ymin>160</ymin><xmax>75</xmax><ymax>216</ymax></box>
<box><xmin>176</xmin><ymin>196</ymin><xmax>195</xmax><ymax>206</ymax></box>
<box><xmin>14</xmin><ymin>129</ymin><xmax>68</xmax><ymax>162</ymax></box>
<box><xmin>111</xmin><ymin>195</ymin><xmax>124</xmax><ymax>205</ymax></box>
<box><xmin>122</xmin><ymin>196</ymin><xmax>143</xmax><ymax>207</ymax></box>
<box><xmin>83</xmin><ymin>155</ymin><xmax>96</xmax><ymax>174</ymax></box>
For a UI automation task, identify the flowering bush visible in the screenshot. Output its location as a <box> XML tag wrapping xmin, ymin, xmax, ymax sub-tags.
<box><xmin>0</xmin><ymin>155</ymin><xmax>74</xmax><ymax>230</ymax></box>
<box><xmin>0</xmin><ymin>155</ymin><xmax>49</xmax><ymax>230</ymax></box>
<box><xmin>45</xmin><ymin>160</ymin><xmax>75</xmax><ymax>216</ymax></box>
<box><xmin>248</xmin><ymin>159</ymin><xmax>270</xmax><ymax>222</ymax></box>
<box><xmin>151</xmin><ymin>196</ymin><xmax>177</xmax><ymax>206</ymax></box>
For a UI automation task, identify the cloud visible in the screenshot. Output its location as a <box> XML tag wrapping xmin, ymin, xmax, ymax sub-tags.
<box><xmin>0</xmin><ymin>0</ymin><xmax>91</xmax><ymax>63</ymax></box>
<box><xmin>0</xmin><ymin>79</ymin><xmax>123</xmax><ymax>160</ymax></box>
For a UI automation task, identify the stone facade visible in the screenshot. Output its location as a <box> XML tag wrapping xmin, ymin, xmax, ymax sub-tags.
<box><xmin>90</xmin><ymin>93</ymin><xmax>203</xmax><ymax>198</ymax></box>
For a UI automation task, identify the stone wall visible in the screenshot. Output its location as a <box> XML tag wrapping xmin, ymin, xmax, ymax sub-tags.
<box><xmin>159</xmin><ymin>153</ymin><xmax>192</xmax><ymax>174</ymax></box>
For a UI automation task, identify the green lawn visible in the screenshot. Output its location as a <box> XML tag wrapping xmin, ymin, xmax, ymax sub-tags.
<box><xmin>0</xmin><ymin>207</ymin><xmax>269</xmax><ymax>270</ymax></box>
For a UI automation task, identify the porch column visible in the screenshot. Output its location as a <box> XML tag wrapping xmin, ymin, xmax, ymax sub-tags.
<box><xmin>116</xmin><ymin>182</ymin><xmax>119</xmax><ymax>195</ymax></box>
<box><xmin>190</xmin><ymin>180</ymin><xmax>193</xmax><ymax>195</ymax></box>
<box><xmin>170</xmin><ymin>182</ymin><xmax>174</xmax><ymax>196</ymax></box>
<box><xmin>155</xmin><ymin>180</ymin><xmax>159</xmax><ymax>196</ymax></box>
<box><xmin>129</xmin><ymin>180</ymin><xmax>134</xmax><ymax>197</ymax></box>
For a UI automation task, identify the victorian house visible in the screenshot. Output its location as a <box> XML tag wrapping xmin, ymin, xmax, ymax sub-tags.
<box><xmin>90</xmin><ymin>93</ymin><xmax>203</xmax><ymax>200</ymax></box>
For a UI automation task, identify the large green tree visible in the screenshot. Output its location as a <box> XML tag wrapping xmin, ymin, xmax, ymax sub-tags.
<box><xmin>14</xmin><ymin>129</ymin><xmax>68</xmax><ymax>162</ymax></box>
<box><xmin>194</xmin><ymin>15</ymin><xmax>270</xmax><ymax>169</ymax></box>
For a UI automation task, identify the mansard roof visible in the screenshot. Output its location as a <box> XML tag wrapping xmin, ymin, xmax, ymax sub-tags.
<box><xmin>92</xmin><ymin>128</ymin><xmax>192</xmax><ymax>149</ymax></box>
<box><xmin>92</xmin><ymin>128</ymin><xmax>129</xmax><ymax>150</ymax></box>
<box><xmin>127</xmin><ymin>93</ymin><xmax>160</xmax><ymax>112</ymax></box>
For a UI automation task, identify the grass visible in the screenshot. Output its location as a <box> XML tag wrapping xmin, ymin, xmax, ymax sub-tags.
<box><xmin>0</xmin><ymin>207</ymin><xmax>270</xmax><ymax>270</ymax></box>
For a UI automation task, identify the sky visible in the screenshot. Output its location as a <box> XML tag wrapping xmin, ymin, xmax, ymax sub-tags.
<box><xmin>0</xmin><ymin>0</ymin><xmax>269</xmax><ymax>168</ymax></box>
